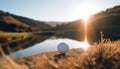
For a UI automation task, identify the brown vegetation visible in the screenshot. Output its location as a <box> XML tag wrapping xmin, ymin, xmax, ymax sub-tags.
<box><xmin>0</xmin><ymin>10</ymin><xmax>51</xmax><ymax>32</ymax></box>
<box><xmin>0</xmin><ymin>32</ymin><xmax>31</xmax><ymax>44</ymax></box>
<box><xmin>0</xmin><ymin>39</ymin><xmax>120</xmax><ymax>69</ymax></box>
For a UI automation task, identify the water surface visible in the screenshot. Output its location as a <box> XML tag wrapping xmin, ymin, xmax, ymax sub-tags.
<box><xmin>10</xmin><ymin>36</ymin><xmax>89</xmax><ymax>58</ymax></box>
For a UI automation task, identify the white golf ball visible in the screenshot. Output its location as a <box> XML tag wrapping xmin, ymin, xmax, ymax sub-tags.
<box><xmin>57</xmin><ymin>42</ymin><xmax>69</xmax><ymax>53</ymax></box>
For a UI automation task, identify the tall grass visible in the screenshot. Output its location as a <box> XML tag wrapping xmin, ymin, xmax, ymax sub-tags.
<box><xmin>0</xmin><ymin>34</ymin><xmax>120</xmax><ymax>69</ymax></box>
<box><xmin>0</xmin><ymin>44</ymin><xmax>28</xmax><ymax>69</ymax></box>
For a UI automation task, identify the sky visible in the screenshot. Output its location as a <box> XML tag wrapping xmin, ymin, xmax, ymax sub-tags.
<box><xmin>0</xmin><ymin>0</ymin><xmax>120</xmax><ymax>21</ymax></box>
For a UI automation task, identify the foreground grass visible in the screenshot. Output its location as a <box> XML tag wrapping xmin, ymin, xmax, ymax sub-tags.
<box><xmin>0</xmin><ymin>40</ymin><xmax>120</xmax><ymax>69</ymax></box>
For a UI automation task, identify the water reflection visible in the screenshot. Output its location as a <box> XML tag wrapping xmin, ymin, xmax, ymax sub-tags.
<box><xmin>2</xmin><ymin>35</ymin><xmax>50</xmax><ymax>54</ymax></box>
<box><xmin>12</xmin><ymin>36</ymin><xmax>90</xmax><ymax>58</ymax></box>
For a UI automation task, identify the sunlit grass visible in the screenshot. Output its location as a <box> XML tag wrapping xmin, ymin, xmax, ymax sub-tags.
<box><xmin>0</xmin><ymin>32</ymin><xmax>31</xmax><ymax>37</ymax></box>
<box><xmin>0</xmin><ymin>37</ymin><xmax>120</xmax><ymax>69</ymax></box>
<box><xmin>0</xmin><ymin>32</ymin><xmax>32</xmax><ymax>44</ymax></box>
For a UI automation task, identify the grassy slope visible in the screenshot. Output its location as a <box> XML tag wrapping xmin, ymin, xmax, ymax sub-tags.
<box><xmin>0</xmin><ymin>11</ymin><xmax>51</xmax><ymax>32</ymax></box>
<box><xmin>0</xmin><ymin>32</ymin><xmax>32</xmax><ymax>45</ymax></box>
<box><xmin>0</xmin><ymin>14</ymin><xmax>33</xmax><ymax>32</ymax></box>
<box><xmin>11</xmin><ymin>14</ymin><xmax>51</xmax><ymax>31</ymax></box>
<box><xmin>0</xmin><ymin>40</ymin><xmax>120</xmax><ymax>69</ymax></box>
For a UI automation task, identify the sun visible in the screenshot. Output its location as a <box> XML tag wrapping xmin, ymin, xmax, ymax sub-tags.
<box><xmin>74</xmin><ymin>3</ymin><xmax>97</xmax><ymax>22</ymax></box>
<box><xmin>80</xmin><ymin>4</ymin><xmax>96</xmax><ymax>21</ymax></box>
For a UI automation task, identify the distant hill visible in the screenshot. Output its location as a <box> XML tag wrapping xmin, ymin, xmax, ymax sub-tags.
<box><xmin>0</xmin><ymin>10</ymin><xmax>51</xmax><ymax>32</ymax></box>
<box><xmin>44</xmin><ymin>21</ymin><xmax>68</xmax><ymax>27</ymax></box>
<box><xmin>11</xmin><ymin>14</ymin><xmax>51</xmax><ymax>31</ymax></box>
<box><xmin>47</xmin><ymin>5</ymin><xmax>120</xmax><ymax>43</ymax></box>
<box><xmin>46</xmin><ymin>20</ymin><xmax>84</xmax><ymax>31</ymax></box>
<box><xmin>46</xmin><ymin>20</ymin><xmax>85</xmax><ymax>41</ymax></box>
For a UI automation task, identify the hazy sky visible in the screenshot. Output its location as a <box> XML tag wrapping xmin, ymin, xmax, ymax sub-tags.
<box><xmin>0</xmin><ymin>0</ymin><xmax>120</xmax><ymax>21</ymax></box>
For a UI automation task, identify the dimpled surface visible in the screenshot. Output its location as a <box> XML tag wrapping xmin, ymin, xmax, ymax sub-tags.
<box><xmin>57</xmin><ymin>42</ymin><xmax>69</xmax><ymax>53</ymax></box>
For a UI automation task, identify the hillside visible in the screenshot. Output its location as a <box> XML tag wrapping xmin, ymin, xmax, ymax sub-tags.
<box><xmin>47</xmin><ymin>5</ymin><xmax>120</xmax><ymax>43</ymax></box>
<box><xmin>0</xmin><ymin>10</ymin><xmax>51</xmax><ymax>32</ymax></box>
<box><xmin>46</xmin><ymin>20</ymin><xmax>85</xmax><ymax>41</ymax></box>
<box><xmin>0</xmin><ymin>11</ymin><xmax>32</xmax><ymax>32</ymax></box>
<box><xmin>88</xmin><ymin>5</ymin><xmax>120</xmax><ymax>42</ymax></box>
<box><xmin>11</xmin><ymin>14</ymin><xmax>51</xmax><ymax>31</ymax></box>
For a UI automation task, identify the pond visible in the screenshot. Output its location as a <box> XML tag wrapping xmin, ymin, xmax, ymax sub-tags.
<box><xmin>9</xmin><ymin>36</ymin><xmax>90</xmax><ymax>58</ymax></box>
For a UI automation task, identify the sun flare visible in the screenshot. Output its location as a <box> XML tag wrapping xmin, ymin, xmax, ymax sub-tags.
<box><xmin>81</xmin><ymin>4</ymin><xmax>97</xmax><ymax>20</ymax></box>
<box><xmin>74</xmin><ymin>3</ymin><xmax>97</xmax><ymax>22</ymax></box>
<box><xmin>76</xmin><ymin>3</ymin><xmax>95</xmax><ymax>50</ymax></box>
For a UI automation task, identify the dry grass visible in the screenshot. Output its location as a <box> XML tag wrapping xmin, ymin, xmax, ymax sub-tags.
<box><xmin>2</xmin><ymin>16</ymin><xmax>30</xmax><ymax>27</ymax></box>
<box><xmin>78</xmin><ymin>40</ymin><xmax>120</xmax><ymax>69</ymax></box>
<box><xmin>0</xmin><ymin>32</ymin><xmax>32</xmax><ymax>44</ymax></box>
<box><xmin>0</xmin><ymin>32</ymin><xmax>31</xmax><ymax>38</ymax></box>
<box><xmin>0</xmin><ymin>39</ymin><xmax>120</xmax><ymax>69</ymax></box>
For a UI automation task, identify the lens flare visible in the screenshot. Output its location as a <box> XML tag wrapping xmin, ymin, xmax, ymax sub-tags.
<box><xmin>83</xmin><ymin>17</ymin><xmax>90</xmax><ymax>50</ymax></box>
<box><xmin>82</xmin><ymin>37</ymin><xmax>90</xmax><ymax>50</ymax></box>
